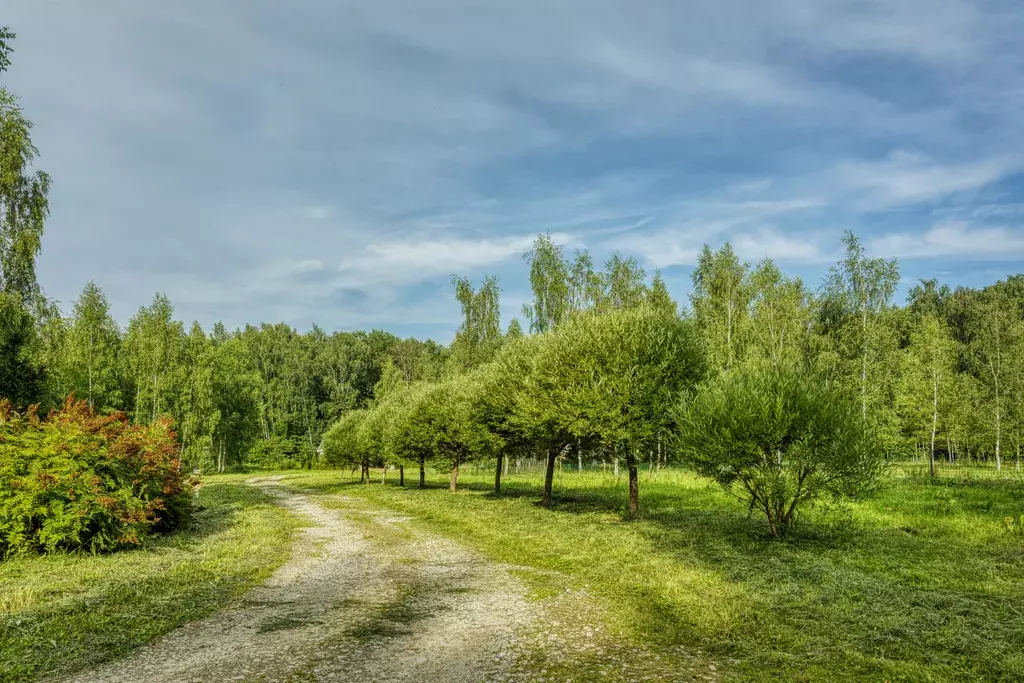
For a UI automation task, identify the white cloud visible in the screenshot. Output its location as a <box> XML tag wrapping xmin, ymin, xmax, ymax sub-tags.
<box><xmin>336</xmin><ymin>233</ymin><xmax>570</xmax><ymax>288</ymax></box>
<box><xmin>836</xmin><ymin>151</ymin><xmax>1015</xmax><ymax>208</ymax></box>
<box><xmin>870</xmin><ymin>222</ymin><xmax>1024</xmax><ymax>259</ymax></box>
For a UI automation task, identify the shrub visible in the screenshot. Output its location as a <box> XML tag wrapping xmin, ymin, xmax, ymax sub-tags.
<box><xmin>672</xmin><ymin>365</ymin><xmax>885</xmax><ymax>537</ymax></box>
<box><xmin>0</xmin><ymin>397</ymin><xmax>192</xmax><ymax>557</ymax></box>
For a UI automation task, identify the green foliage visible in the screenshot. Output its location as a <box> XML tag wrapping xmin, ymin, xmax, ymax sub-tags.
<box><xmin>673</xmin><ymin>365</ymin><xmax>886</xmax><ymax>536</ymax></box>
<box><xmin>0</xmin><ymin>398</ymin><xmax>192</xmax><ymax>557</ymax></box>
<box><xmin>691</xmin><ymin>243</ymin><xmax>750</xmax><ymax>372</ymax></box>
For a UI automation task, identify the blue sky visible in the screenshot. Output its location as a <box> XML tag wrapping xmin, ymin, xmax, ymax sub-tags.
<box><xmin>4</xmin><ymin>1</ymin><xmax>1024</xmax><ymax>341</ymax></box>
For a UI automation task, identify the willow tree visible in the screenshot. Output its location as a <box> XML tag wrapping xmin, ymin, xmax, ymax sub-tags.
<box><xmin>533</xmin><ymin>305</ymin><xmax>705</xmax><ymax>514</ymax></box>
<box><xmin>674</xmin><ymin>365</ymin><xmax>884</xmax><ymax>537</ymax></box>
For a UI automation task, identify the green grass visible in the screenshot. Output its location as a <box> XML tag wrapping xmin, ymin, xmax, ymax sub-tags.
<box><xmin>273</xmin><ymin>465</ymin><xmax>1024</xmax><ymax>683</ymax></box>
<box><xmin>0</xmin><ymin>481</ymin><xmax>301</xmax><ymax>683</ymax></box>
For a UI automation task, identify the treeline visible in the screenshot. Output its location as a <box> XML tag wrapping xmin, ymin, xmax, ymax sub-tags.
<box><xmin>12</xmin><ymin>289</ymin><xmax>452</xmax><ymax>471</ymax></box>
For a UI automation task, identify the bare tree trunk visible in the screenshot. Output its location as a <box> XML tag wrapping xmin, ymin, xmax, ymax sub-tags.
<box><xmin>861</xmin><ymin>306</ymin><xmax>868</xmax><ymax>423</ymax></box>
<box><xmin>419</xmin><ymin>456</ymin><xmax>426</xmax><ymax>488</ymax></box>
<box><xmin>613</xmin><ymin>457</ymin><xmax>619</xmax><ymax>479</ymax></box>
<box><xmin>578</xmin><ymin>450</ymin><xmax>583</xmax><ymax>472</ymax></box>
<box><xmin>494</xmin><ymin>453</ymin><xmax>503</xmax><ymax>493</ymax></box>
<box><xmin>449</xmin><ymin>459</ymin><xmax>460</xmax><ymax>492</ymax></box>
<box><xmin>627</xmin><ymin>456</ymin><xmax>639</xmax><ymax>516</ymax></box>
<box><xmin>647</xmin><ymin>449</ymin><xmax>654</xmax><ymax>481</ymax></box>
<box><xmin>930</xmin><ymin>370</ymin><xmax>938</xmax><ymax>479</ymax></box>
<box><xmin>399</xmin><ymin>465</ymin><xmax>405</xmax><ymax>486</ymax></box>
<box><xmin>381</xmin><ymin>467</ymin><xmax>386</xmax><ymax>485</ymax></box>
<box><xmin>994</xmin><ymin>374</ymin><xmax>1002</xmax><ymax>471</ymax></box>
<box><xmin>542</xmin><ymin>448</ymin><xmax>556</xmax><ymax>507</ymax></box>
<box><xmin>503</xmin><ymin>454</ymin><xmax>509</xmax><ymax>478</ymax></box>
<box><xmin>87</xmin><ymin>333</ymin><xmax>94</xmax><ymax>409</ymax></box>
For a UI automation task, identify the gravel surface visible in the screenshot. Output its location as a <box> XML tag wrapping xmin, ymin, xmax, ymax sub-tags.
<box><xmin>55</xmin><ymin>477</ymin><xmax>537</xmax><ymax>683</ymax></box>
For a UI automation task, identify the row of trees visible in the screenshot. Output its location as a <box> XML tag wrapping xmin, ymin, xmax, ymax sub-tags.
<box><xmin>323</xmin><ymin>238</ymin><xmax>890</xmax><ymax>535</ymax></box>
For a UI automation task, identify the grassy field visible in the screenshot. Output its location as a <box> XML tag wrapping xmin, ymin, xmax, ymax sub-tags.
<box><xmin>0</xmin><ymin>481</ymin><xmax>301</xmax><ymax>683</ymax></box>
<box><xmin>274</xmin><ymin>465</ymin><xmax>1024</xmax><ymax>683</ymax></box>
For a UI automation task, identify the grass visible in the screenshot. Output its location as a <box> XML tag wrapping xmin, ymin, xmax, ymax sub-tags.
<box><xmin>0</xmin><ymin>481</ymin><xmax>301</xmax><ymax>683</ymax></box>
<box><xmin>269</xmin><ymin>464</ymin><xmax>1024</xmax><ymax>683</ymax></box>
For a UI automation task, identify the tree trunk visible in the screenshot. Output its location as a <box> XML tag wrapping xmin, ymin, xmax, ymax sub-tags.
<box><xmin>648</xmin><ymin>449</ymin><xmax>654</xmax><ymax>481</ymax></box>
<box><xmin>494</xmin><ymin>452</ymin><xmax>503</xmax><ymax>493</ymax></box>
<box><xmin>578</xmin><ymin>450</ymin><xmax>583</xmax><ymax>472</ymax></box>
<box><xmin>399</xmin><ymin>465</ymin><xmax>405</xmax><ymax>487</ymax></box>
<box><xmin>87</xmin><ymin>334</ymin><xmax>94</xmax><ymax>409</ymax></box>
<box><xmin>627</xmin><ymin>456</ymin><xmax>639</xmax><ymax>516</ymax></box>
<box><xmin>542</xmin><ymin>448</ymin><xmax>556</xmax><ymax>507</ymax></box>
<box><xmin>503</xmin><ymin>454</ymin><xmax>509</xmax><ymax>478</ymax></box>
<box><xmin>419</xmin><ymin>456</ymin><xmax>426</xmax><ymax>488</ymax></box>
<box><xmin>613</xmin><ymin>457</ymin><xmax>619</xmax><ymax>479</ymax></box>
<box><xmin>994</xmin><ymin>375</ymin><xmax>1002</xmax><ymax>471</ymax></box>
<box><xmin>930</xmin><ymin>370</ymin><xmax>938</xmax><ymax>479</ymax></box>
<box><xmin>381</xmin><ymin>467</ymin><xmax>386</xmax><ymax>484</ymax></box>
<box><xmin>449</xmin><ymin>460</ymin><xmax>460</xmax><ymax>493</ymax></box>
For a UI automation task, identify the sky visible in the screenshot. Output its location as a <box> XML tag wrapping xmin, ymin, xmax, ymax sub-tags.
<box><xmin>3</xmin><ymin>1</ymin><xmax>1024</xmax><ymax>341</ymax></box>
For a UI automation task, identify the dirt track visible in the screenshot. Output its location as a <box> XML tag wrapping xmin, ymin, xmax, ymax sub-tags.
<box><xmin>57</xmin><ymin>477</ymin><xmax>536</xmax><ymax>683</ymax></box>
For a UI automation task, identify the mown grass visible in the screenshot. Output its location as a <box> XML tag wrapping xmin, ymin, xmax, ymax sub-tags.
<box><xmin>273</xmin><ymin>465</ymin><xmax>1024</xmax><ymax>682</ymax></box>
<box><xmin>0</xmin><ymin>481</ymin><xmax>301</xmax><ymax>683</ymax></box>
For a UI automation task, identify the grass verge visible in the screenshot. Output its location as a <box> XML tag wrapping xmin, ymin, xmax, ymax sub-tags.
<box><xmin>0</xmin><ymin>481</ymin><xmax>300</xmax><ymax>683</ymax></box>
<box><xmin>274</xmin><ymin>466</ymin><xmax>1024</xmax><ymax>682</ymax></box>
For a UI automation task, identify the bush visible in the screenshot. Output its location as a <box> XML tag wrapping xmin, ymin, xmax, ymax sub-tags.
<box><xmin>0</xmin><ymin>397</ymin><xmax>193</xmax><ymax>557</ymax></box>
<box><xmin>672</xmin><ymin>365</ymin><xmax>885</xmax><ymax>537</ymax></box>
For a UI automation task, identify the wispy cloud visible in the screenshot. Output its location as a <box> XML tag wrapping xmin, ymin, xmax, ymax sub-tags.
<box><xmin>870</xmin><ymin>222</ymin><xmax>1024</xmax><ymax>259</ymax></box>
<box><xmin>836</xmin><ymin>151</ymin><xmax>1016</xmax><ymax>209</ymax></box>
<box><xmin>2</xmin><ymin>0</ymin><xmax>1022</xmax><ymax>337</ymax></box>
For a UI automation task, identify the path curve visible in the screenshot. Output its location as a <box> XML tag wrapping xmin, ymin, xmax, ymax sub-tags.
<box><xmin>57</xmin><ymin>477</ymin><xmax>536</xmax><ymax>683</ymax></box>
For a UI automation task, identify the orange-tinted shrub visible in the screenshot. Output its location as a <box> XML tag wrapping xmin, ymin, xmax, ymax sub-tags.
<box><xmin>0</xmin><ymin>397</ymin><xmax>193</xmax><ymax>557</ymax></box>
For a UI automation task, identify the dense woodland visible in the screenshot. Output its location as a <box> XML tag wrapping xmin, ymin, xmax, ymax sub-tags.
<box><xmin>2</xmin><ymin>25</ymin><xmax>1024</xmax><ymax>484</ymax></box>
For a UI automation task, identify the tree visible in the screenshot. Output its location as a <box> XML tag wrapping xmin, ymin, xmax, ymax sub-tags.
<box><xmin>531</xmin><ymin>306</ymin><xmax>705</xmax><ymax>514</ymax></box>
<box><xmin>746</xmin><ymin>259</ymin><xmax>811</xmax><ymax>368</ymax></box>
<box><xmin>522</xmin><ymin>233</ymin><xmax>570</xmax><ymax>333</ymax></box>
<box><xmin>822</xmin><ymin>231</ymin><xmax>900</xmax><ymax>423</ymax></box>
<box><xmin>0</xmin><ymin>30</ymin><xmax>50</xmax><ymax>304</ymax></box>
<box><xmin>691</xmin><ymin>243</ymin><xmax>750</xmax><ymax>372</ymax></box>
<box><xmin>0</xmin><ymin>292</ymin><xmax>43</xmax><ymax>407</ymax></box>
<box><xmin>0</xmin><ymin>27</ymin><xmax>50</xmax><ymax>408</ymax></box>
<box><xmin>673</xmin><ymin>365</ymin><xmax>885</xmax><ymax>537</ymax></box>
<box><xmin>65</xmin><ymin>281</ymin><xmax>122</xmax><ymax>411</ymax></box>
<box><xmin>899</xmin><ymin>314</ymin><xmax>955</xmax><ymax>477</ymax></box>
<box><xmin>599</xmin><ymin>253</ymin><xmax>647</xmax><ymax>311</ymax></box>
<box><xmin>647</xmin><ymin>269</ymin><xmax>677</xmax><ymax>315</ymax></box>
<box><xmin>966</xmin><ymin>285</ymin><xmax>1021</xmax><ymax>470</ymax></box>
<box><xmin>123</xmin><ymin>294</ymin><xmax>183</xmax><ymax>424</ymax></box>
<box><xmin>451</xmin><ymin>274</ymin><xmax>502</xmax><ymax>368</ymax></box>
<box><xmin>0</xmin><ymin>27</ymin><xmax>14</xmax><ymax>73</ymax></box>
